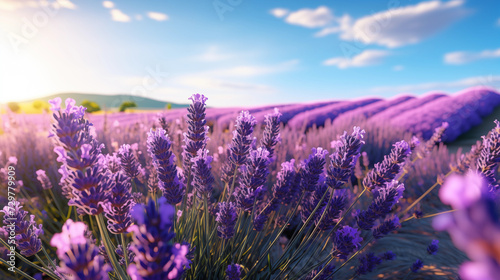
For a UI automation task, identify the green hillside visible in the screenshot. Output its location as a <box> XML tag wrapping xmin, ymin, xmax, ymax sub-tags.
<box><xmin>24</xmin><ymin>93</ymin><xmax>188</xmax><ymax>109</ymax></box>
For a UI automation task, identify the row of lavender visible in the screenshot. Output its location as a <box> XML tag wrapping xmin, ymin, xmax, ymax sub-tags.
<box><xmin>80</xmin><ymin>86</ymin><xmax>500</xmax><ymax>143</ymax></box>
<box><xmin>0</xmin><ymin>93</ymin><xmax>498</xmax><ymax>279</ymax></box>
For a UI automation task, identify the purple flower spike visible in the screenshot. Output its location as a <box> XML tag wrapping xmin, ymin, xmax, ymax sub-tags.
<box><xmin>333</xmin><ymin>226</ymin><xmax>363</xmax><ymax>259</ymax></box>
<box><xmin>147</xmin><ymin>128</ymin><xmax>185</xmax><ymax>204</ymax></box>
<box><xmin>191</xmin><ymin>149</ymin><xmax>215</xmax><ymax>199</ymax></box>
<box><xmin>363</xmin><ymin>140</ymin><xmax>411</xmax><ymax>191</ymax></box>
<box><xmin>103</xmin><ymin>172</ymin><xmax>134</xmax><ymax>234</ymax></box>
<box><xmin>1</xmin><ymin>201</ymin><xmax>43</xmax><ymax>257</ymax></box>
<box><xmin>300</xmin><ymin>147</ymin><xmax>328</xmax><ymax>192</ymax></box>
<box><xmin>411</xmin><ymin>259</ymin><xmax>424</xmax><ymax>273</ymax></box>
<box><xmin>427</xmin><ymin>239</ymin><xmax>439</xmax><ymax>255</ymax></box>
<box><xmin>261</xmin><ymin>108</ymin><xmax>282</xmax><ymax>159</ymax></box>
<box><xmin>304</xmin><ymin>264</ymin><xmax>336</xmax><ymax>280</ymax></box>
<box><xmin>327</xmin><ymin>126</ymin><xmax>365</xmax><ymax>189</ymax></box>
<box><xmin>434</xmin><ymin>173</ymin><xmax>500</xmax><ymax>280</ymax></box>
<box><xmin>476</xmin><ymin>120</ymin><xmax>500</xmax><ymax>191</ymax></box>
<box><xmin>128</xmin><ymin>197</ymin><xmax>190</xmax><ymax>280</ymax></box>
<box><xmin>118</xmin><ymin>144</ymin><xmax>141</xmax><ymax>179</ymax></box>
<box><xmin>228</xmin><ymin>111</ymin><xmax>257</xmax><ymax>166</ymax></box>
<box><xmin>51</xmin><ymin>219</ymin><xmax>110</xmax><ymax>280</ymax></box>
<box><xmin>226</xmin><ymin>263</ymin><xmax>242</xmax><ymax>280</ymax></box>
<box><xmin>48</xmin><ymin>97</ymin><xmax>62</xmax><ymax>111</ymax></box>
<box><xmin>216</xmin><ymin>202</ymin><xmax>238</xmax><ymax>239</ymax></box>
<box><xmin>372</xmin><ymin>216</ymin><xmax>400</xmax><ymax>239</ymax></box>
<box><xmin>273</xmin><ymin>159</ymin><xmax>297</xmax><ymax>204</ymax></box>
<box><xmin>357</xmin><ymin>180</ymin><xmax>405</xmax><ymax>230</ymax></box>
<box><xmin>36</xmin><ymin>169</ymin><xmax>53</xmax><ymax>190</ymax></box>
<box><xmin>357</xmin><ymin>252</ymin><xmax>382</xmax><ymax>275</ymax></box>
<box><xmin>182</xmin><ymin>94</ymin><xmax>209</xmax><ymax>179</ymax></box>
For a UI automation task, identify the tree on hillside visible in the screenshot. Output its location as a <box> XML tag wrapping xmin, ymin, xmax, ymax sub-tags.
<box><xmin>7</xmin><ymin>102</ymin><xmax>20</xmax><ymax>113</ymax></box>
<box><xmin>81</xmin><ymin>100</ymin><xmax>101</xmax><ymax>113</ymax></box>
<box><xmin>166</xmin><ymin>103</ymin><xmax>172</xmax><ymax>110</ymax></box>
<box><xmin>33</xmin><ymin>100</ymin><xmax>43</xmax><ymax>109</ymax></box>
<box><xmin>119</xmin><ymin>101</ymin><xmax>137</xmax><ymax>112</ymax></box>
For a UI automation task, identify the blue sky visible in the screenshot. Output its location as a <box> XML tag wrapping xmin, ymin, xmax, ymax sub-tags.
<box><xmin>0</xmin><ymin>0</ymin><xmax>499</xmax><ymax>106</ymax></box>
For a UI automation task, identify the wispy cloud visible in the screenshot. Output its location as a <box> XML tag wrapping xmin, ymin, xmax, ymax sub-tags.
<box><xmin>371</xmin><ymin>75</ymin><xmax>500</xmax><ymax>93</ymax></box>
<box><xmin>497</xmin><ymin>18</ymin><xmax>500</xmax><ymax>26</ymax></box>
<box><xmin>393</xmin><ymin>65</ymin><xmax>404</xmax><ymax>71</ymax></box>
<box><xmin>287</xmin><ymin>1</ymin><xmax>469</xmax><ymax>48</ymax></box>
<box><xmin>110</xmin><ymin>9</ymin><xmax>131</xmax><ymax>22</ymax></box>
<box><xmin>147</xmin><ymin>11</ymin><xmax>168</xmax><ymax>21</ymax></box>
<box><xmin>269</xmin><ymin>8</ymin><xmax>289</xmax><ymax>18</ymax></box>
<box><xmin>323</xmin><ymin>50</ymin><xmax>390</xmax><ymax>69</ymax></box>
<box><xmin>274</xmin><ymin>6</ymin><xmax>335</xmax><ymax>28</ymax></box>
<box><xmin>196</xmin><ymin>46</ymin><xmax>235</xmax><ymax>62</ymax></box>
<box><xmin>444</xmin><ymin>48</ymin><xmax>500</xmax><ymax>64</ymax></box>
<box><xmin>0</xmin><ymin>0</ymin><xmax>76</xmax><ymax>11</ymax></box>
<box><xmin>207</xmin><ymin>60</ymin><xmax>299</xmax><ymax>77</ymax></box>
<box><xmin>102</xmin><ymin>1</ymin><xmax>114</xmax><ymax>9</ymax></box>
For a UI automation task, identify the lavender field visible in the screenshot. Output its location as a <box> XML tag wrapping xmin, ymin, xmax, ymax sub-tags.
<box><xmin>0</xmin><ymin>87</ymin><xmax>499</xmax><ymax>280</ymax></box>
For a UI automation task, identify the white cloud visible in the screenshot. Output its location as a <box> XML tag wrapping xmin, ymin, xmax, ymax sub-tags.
<box><xmin>135</xmin><ymin>14</ymin><xmax>142</xmax><ymax>20</ymax></box>
<box><xmin>284</xmin><ymin>6</ymin><xmax>334</xmax><ymax>28</ymax></box>
<box><xmin>314</xmin><ymin>0</ymin><xmax>469</xmax><ymax>48</ymax></box>
<box><xmin>147</xmin><ymin>11</ymin><xmax>168</xmax><ymax>21</ymax></box>
<box><xmin>445</xmin><ymin>48</ymin><xmax>500</xmax><ymax>64</ymax></box>
<box><xmin>0</xmin><ymin>0</ymin><xmax>76</xmax><ymax>11</ymax></box>
<box><xmin>314</xmin><ymin>14</ymin><xmax>352</xmax><ymax>37</ymax></box>
<box><xmin>270</xmin><ymin>8</ymin><xmax>289</xmax><ymax>18</ymax></box>
<box><xmin>102</xmin><ymin>1</ymin><xmax>114</xmax><ymax>9</ymax></box>
<box><xmin>393</xmin><ymin>65</ymin><xmax>404</xmax><ymax>71</ymax></box>
<box><xmin>323</xmin><ymin>50</ymin><xmax>390</xmax><ymax>69</ymax></box>
<box><xmin>197</xmin><ymin>46</ymin><xmax>234</xmax><ymax>62</ymax></box>
<box><xmin>497</xmin><ymin>18</ymin><xmax>500</xmax><ymax>26</ymax></box>
<box><xmin>371</xmin><ymin>75</ymin><xmax>500</xmax><ymax>93</ymax></box>
<box><xmin>54</xmin><ymin>0</ymin><xmax>75</xmax><ymax>9</ymax></box>
<box><xmin>110</xmin><ymin>9</ymin><xmax>131</xmax><ymax>22</ymax></box>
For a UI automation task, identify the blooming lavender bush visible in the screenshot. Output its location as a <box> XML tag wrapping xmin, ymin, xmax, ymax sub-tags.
<box><xmin>0</xmin><ymin>91</ymin><xmax>498</xmax><ymax>280</ymax></box>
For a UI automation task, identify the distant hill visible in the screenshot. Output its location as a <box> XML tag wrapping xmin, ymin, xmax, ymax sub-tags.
<box><xmin>25</xmin><ymin>93</ymin><xmax>188</xmax><ymax>109</ymax></box>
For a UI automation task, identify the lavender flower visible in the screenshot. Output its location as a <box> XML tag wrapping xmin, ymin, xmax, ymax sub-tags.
<box><xmin>300</xmin><ymin>147</ymin><xmax>328</xmax><ymax>192</ymax></box>
<box><xmin>357</xmin><ymin>180</ymin><xmax>405</xmax><ymax>230</ymax></box>
<box><xmin>363</xmin><ymin>140</ymin><xmax>411</xmax><ymax>191</ymax></box>
<box><xmin>272</xmin><ymin>159</ymin><xmax>296</xmax><ymax>204</ymax></box>
<box><xmin>227</xmin><ymin>111</ymin><xmax>256</xmax><ymax>166</ymax></box>
<box><xmin>381</xmin><ymin>251</ymin><xmax>396</xmax><ymax>261</ymax></box>
<box><xmin>411</xmin><ymin>259</ymin><xmax>424</xmax><ymax>273</ymax></box>
<box><xmin>216</xmin><ymin>202</ymin><xmax>238</xmax><ymax>239</ymax></box>
<box><xmin>50</xmin><ymin>98</ymin><xmax>108</xmax><ymax>215</ymax></box>
<box><xmin>434</xmin><ymin>173</ymin><xmax>500</xmax><ymax>280</ymax></box>
<box><xmin>103</xmin><ymin>172</ymin><xmax>133</xmax><ymax>234</ymax></box>
<box><xmin>235</xmin><ymin>147</ymin><xmax>270</xmax><ymax>211</ymax></box>
<box><xmin>128</xmin><ymin>197</ymin><xmax>190</xmax><ymax>280</ymax></box>
<box><xmin>357</xmin><ymin>252</ymin><xmax>382</xmax><ymax>275</ymax></box>
<box><xmin>327</xmin><ymin>126</ymin><xmax>365</xmax><ymax>189</ymax></box>
<box><xmin>476</xmin><ymin>120</ymin><xmax>500</xmax><ymax>190</ymax></box>
<box><xmin>333</xmin><ymin>226</ymin><xmax>363</xmax><ymax>259</ymax></box>
<box><xmin>226</xmin><ymin>263</ymin><xmax>242</xmax><ymax>280</ymax></box>
<box><xmin>118</xmin><ymin>144</ymin><xmax>141</xmax><ymax>179</ymax></box>
<box><xmin>51</xmin><ymin>219</ymin><xmax>110</xmax><ymax>280</ymax></box>
<box><xmin>419</xmin><ymin>122</ymin><xmax>449</xmax><ymax>156</ymax></box>
<box><xmin>1</xmin><ymin>201</ymin><xmax>43</xmax><ymax>257</ymax></box>
<box><xmin>372</xmin><ymin>216</ymin><xmax>400</xmax><ymax>239</ymax></box>
<box><xmin>260</xmin><ymin>108</ymin><xmax>282</xmax><ymax>159</ymax></box>
<box><xmin>304</xmin><ymin>264</ymin><xmax>336</xmax><ymax>280</ymax></box>
<box><xmin>182</xmin><ymin>94</ymin><xmax>209</xmax><ymax>178</ymax></box>
<box><xmin>36</xmin><ymin>169</ymin><xmax>52</xmax><ymax>190</ymax></box>
<box><xmin>147</xmin><ymin>128</ymin><xmax>185</xmax><ymax>204</ymax></box>
<box><xmin>116</xmin><ymin>244</ymin><xmax>135</xmax><ymax>266</ymax></box>
<box><xmin>427</xmin><ymin>239</ymin><xmax>439</xmax><ymax>255</ymax></box>
<box><xmin>191</xmin><ymin>149</ymin><xmax>214</xmax><ymax>199</ymax></box>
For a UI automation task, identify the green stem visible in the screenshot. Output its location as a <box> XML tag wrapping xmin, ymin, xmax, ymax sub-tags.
<box><xmin>96</xmin><ymin>214</ymin><xmax>129</xmax><ymax>280</ymax></box>
<box><xmin>0</xmin><ymin>257</ymin><xmax>37</xmax><ymax>280</ymax></box>
<box><xmin>121</xmin><ymin>233</ymin><xmax>129</xmax><ymax>269</ymax></box>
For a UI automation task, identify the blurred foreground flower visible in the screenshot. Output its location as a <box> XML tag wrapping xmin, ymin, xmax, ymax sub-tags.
<box><xmin>434</xmin><ymin>173</ymin><xmax>500</xmax><ymax>280</ymax></box>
